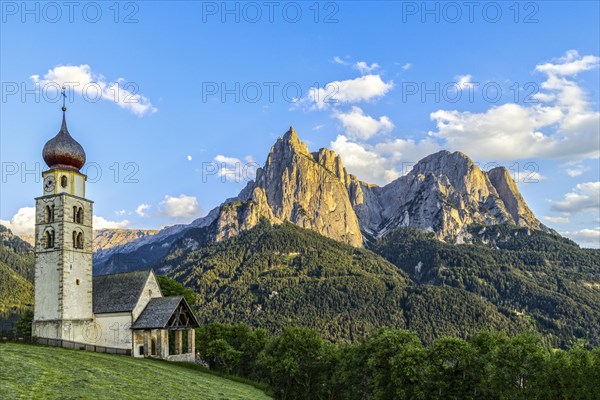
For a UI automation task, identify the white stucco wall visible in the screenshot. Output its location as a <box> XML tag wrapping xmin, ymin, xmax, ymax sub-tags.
<box><xmin>92</xmin><ymin>313</ymin><xmax>133</xmax><ymax>350</ymax></box>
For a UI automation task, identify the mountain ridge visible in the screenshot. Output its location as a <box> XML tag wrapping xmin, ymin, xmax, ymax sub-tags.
<box><xmin>93</xmin><ymin>127</ymin><xmax>550</xmax><ymax>274</ymax></box>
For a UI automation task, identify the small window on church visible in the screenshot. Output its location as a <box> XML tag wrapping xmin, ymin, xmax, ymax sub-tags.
<box><xmin>61</xmin><ymin>175</ymin><xmax>68</xmax><ymax>188</ymax></box>
<box><xmin>73</xmin><ymin>206</ymin><xmax>77</xmax><ymax>222</ymax></box>
<box><xmin>77</xmin><ymin>207</ymin><xmax>83</xmax><ymax>224</ymax></box>
<box><xmin>149</xmin><ymin>289</ymin><xmax>152</xmax><ymax>296</ymax></box>
<box><xmin>76</xmin><ymin>278</ymin><xmax>80</xmax><ymax>285</ymax></box>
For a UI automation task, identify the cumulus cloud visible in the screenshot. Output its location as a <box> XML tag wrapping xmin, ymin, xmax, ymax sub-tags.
<box><xmin>334</xmin><ymin>106</ymin><xmax>394</xmax><ymax>140</ymax></box>
<box><xmin>564</xmin><ymin>164</ymin><xmax>590</xmax><ymax>177</ymax></box>
<box><xmin>428</xmin><ymin>50</ymin><xmax>600</xmax><ymax>161</ymax></box>
<box><xmin>135</xmin><ymin>204</ymin><xmax>151</xmax><ymax>217</ymax></box>
<box><xmin>354</xmin><ymin>61</ymin><xmax>380</xmax><ymax>75</ymax></box>
<box><xmin>512</xmin><ymin>171</ymin><xmax>545</xmax><ymax>184</ymax></box>
<box><xmin>304</xmin><ymin>75</ymin><xmax>394</xmax><ymax>110</ymax></box>
<box><xmin>93</xmin><ymin>216</ymin><xmax>130</xmax><ymax>229</ymax></box>
<box><xmin>551</xmin><ymin>182</ymin><xmax>600</xmax><ymax>215</ymax></box>
<box><xmin>214</xmin><ymin>154</ymin><xmax>257</xmax><ymax>182</ymax></box>
<box><xmin>0</xmin><ymin>207</ymin><xmax>35</xmax><ymax>237</ymax></box>
<box><xmin>31</xmin><ymin>64</ymin><xmax>157</xmax><ymax>116</ymax></box>
<box><xmin>535</xmin><ymin>50</ymin><xmax>600</xmax><ymax>76</ymax></box>
<box><xmin>401</xmin><ymin>63</ymin><xmax>412</xmax><ymax>71</ymax></box>
<box><xmin>159</xmin><ymin>195</ymin><xmax>200</xmax><ymax>219</ymax></box>
<box><xmin>560</xmin><ymin>228</ymin><xmax>600</xmax><ymax>249</ymax></box>
<box><xmin>541</xmin><ymin>216</ymin><xmax>570</xmax><ymax>224</ymax></box>
<box><xmin>330</xmin><ymin>135</ymin><xmax>440</xmax><ymax>185</ymax></box>
<box><xmin>455</xmin><ymin>74</ymin><xmax>476</xmax><ymax>90</ymax></box>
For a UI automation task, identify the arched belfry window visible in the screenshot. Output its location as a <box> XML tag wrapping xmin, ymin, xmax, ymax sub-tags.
<box><xmin>61</xmin><ymin>175</ymin><xmax>68</xmax><ymax>188</ymax></box>
<box><xmin>73</xmin><ymin>206</ymin><xmax>83</xmax><ymax>224</ymax></box>
<box><xmin>45</xmin><ymin>205</ymin><xmax>55</xmax><ymax>223</ymax></box>
<box><xmin>45</xmin><ymin>229</ymin><xmax>55</xmax><ymax>249</ymax></box>
<box><xmin>73</xmin><ymin>231</ymin><xmax>84</xmax><ymax>249</ymax></box>
<box><xmin>76</xmin><ymin>232</ymin><xmax>84</xmax><ymax>249</ymax></box>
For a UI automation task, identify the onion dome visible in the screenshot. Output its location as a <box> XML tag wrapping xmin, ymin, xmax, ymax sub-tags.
<box><xmin>42</xmin><ymin>107</ymin><xmax>86</xmax><ymax>171</ymax></box>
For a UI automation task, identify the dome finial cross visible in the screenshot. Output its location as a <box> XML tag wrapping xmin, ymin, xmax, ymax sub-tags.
<box><xmin>61</xmin><ymin>86</ymin><xmax>67</xmax><ymax>112</ymax></box>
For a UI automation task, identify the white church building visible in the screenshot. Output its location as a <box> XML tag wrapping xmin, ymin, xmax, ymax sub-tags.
<box><xmin>32</xmin><ymin>104</ymin><xmax>199</xmax><ymax>361</ymax></box>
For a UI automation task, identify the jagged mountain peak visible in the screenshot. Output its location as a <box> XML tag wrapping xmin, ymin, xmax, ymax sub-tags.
<box><xmin>93</xmin><ymin>128</ymin><xmax>549</xmax><ymax>273</ymax></box>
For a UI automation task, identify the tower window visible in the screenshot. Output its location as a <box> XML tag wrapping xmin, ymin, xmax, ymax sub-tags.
<box><xmin>61</xmin><ymin>175</ymin><xmax>68</xmax><ymax>188</ymax></box>
<box><xmin>73</xmin><ymin>231</ymin><xmax>84</xmax><ymax>249</ymax></box>
<box><xmin>77</xmin><ymin>207</ymin><xmax>83</xmax><ymax>224</ymax></box>
<box><xmin>45</xmin><ymin>229</ymin><xmax>55</xmax><ymax>249</ymax></box>
<box><xmin>73</xmin><ymin>206</ymin><xmax>77</xmax><ymax>222</ymax></box>
<box><xmin>76</xmin><ymin>278</ymin><xmax>80</xmax><ymax>285</ymax></box>
<box><xmin>45</xmin><ymin>205</ymin><xmax>55</xmax><ymax>223</ymax></box>
<box><xmin>77</xmin><ymin>232</ymin><xmax>84</xmax><ymax>249</ymax></box>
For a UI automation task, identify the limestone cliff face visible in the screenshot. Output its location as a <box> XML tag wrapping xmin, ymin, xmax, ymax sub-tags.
<box><xmin>214</xmin><ymin>127</ymin><xmax>363</xmax><ymax>246</ymax></box>
<box><xmin>486</xmin><ymin>167</ymin><xmax>543</xmax><ymax>230</ymax></box>
<box><xmin>358</xmin><ymin>151</ymin><xmax>547</xmax><ymax>241</ymax></box>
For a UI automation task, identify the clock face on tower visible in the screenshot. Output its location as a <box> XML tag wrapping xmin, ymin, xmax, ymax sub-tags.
<box><xmin>44</xmin><ymin>175</ymin><xmax>56</xmax><ymax>193</ymax></box>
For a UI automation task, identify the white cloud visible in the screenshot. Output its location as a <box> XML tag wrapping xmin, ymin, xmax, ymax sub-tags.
<box><xmin>455</xmin><ymin>74</ymin><xmax>476</xmax><ymax>90</ymax></box>
<box><xmin>428</xmin><ymin>50</ymin><xmax>600</xmax><ymax>161</ymax></box>
<box><xmin>551</xmin><ymin>182</ymin><xmax>600</xmax><ymax>215</ymax></box>
<box><xmin>512</xmin><ymin>171</ymin><xmax>545</xmax><ymax>184</ymax></box>
<box><xmin>354</xmin><ymin>61</ymin><xmax>380</xmax><ymax>75</ymax></box>
<box><xmin>541</xmin><ymin>216</ymin><xmax>570</xmax><ymax>224</ymax></box>
<box><xmin>214</xmin><ymin>155</ymin><xmax>257</xmax><ymax>182</ymax></box>
<box><xmin>135</xmin><ymin>204</ymin><xmax>151</xmax><ymax>217</ymax></box>
<box><xmin>333</xmin><ymin>56</ymin><xmax>349</xmax><ymax>65</ymax></box>
<box><xmin>564</xmin><ymin>164</ymin><xmax>590</xmax><ymax>177</ymax></box>
<box><xmin>312</xmin><ymin>124</ymin><xmax>325</xmax><ymax>131</ymax></box>
<box><xmin>334</xmin><ymin>106</ymin><xmax>394</xmax><ymax>140</ymax></box>
<box><xmin>31</xmin><ymin>64</ymin><xmax>157</xmax><ymax>116</ymax></box>
<box><xmin>187</xmin><ymin>155</ymin><xmax>193</xmax><ymax>161</ymax></box>
<box><xmin>93</xmin><ymin>215</ymin><xmax>130</xmax><ymax>229</ymax></box>
<box><xmin>535</xmin><ymin>50</ymin><xmax>599</xmax><ymax>76</ymax></box>
<box><xmin>330</xmin><ymin>135</ymin><xmax>440</xmax><ymax>185</ymax></box>
<box><xmin>560</xmin><ymin>228</ymin><xmax>600</xmax><ymax>249</ymax></box>
<box><xmin>0</xmin><ymin>207</ymin><xmax>35</xmax><ymax>237</ymax></box>
<box><xmin>304</xmin><ymin>75</ymin><xmax>394</xmax><ymax>110</ymax></box>
<box><xmin>115</xmin><ymin>210</ymin><xmax>127</xmax><ymax>216</ymax></box>
<box><xmin>401</xmin><ymin>63</ymin><xmax>412</xmax><ymax>71</ymax></box>
<box><xmin>159</xmin><ymin>195</ymin><xmax>200</xmax><ymax>219</ymax></box>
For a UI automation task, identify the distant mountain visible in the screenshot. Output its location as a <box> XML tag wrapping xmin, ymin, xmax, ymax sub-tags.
<box><xmin>93</xmin><ymin>127</ymin><xmax>548</xmax><ymax>275</ymax></box>
<box><xmin>93</xmin><ymin>229</ymin><xmax>159</xmax><ymax>253</ymax></box>
<box><xmin>0</xmin><ymin>225</ymin><xmax>34</xmax><ymax>329</ymax></box>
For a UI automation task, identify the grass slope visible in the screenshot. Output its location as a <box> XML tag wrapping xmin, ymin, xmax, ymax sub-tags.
<box><xmin>0</xmin><ymin>343</ymin><xmax>271</xmax><ymax>400</ymax></box>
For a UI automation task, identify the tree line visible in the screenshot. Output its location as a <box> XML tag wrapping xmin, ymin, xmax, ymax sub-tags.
<box><xmin>196</xmin><ymin>322</ymin><xmax>600</xmax><ymax>400</ymax></box>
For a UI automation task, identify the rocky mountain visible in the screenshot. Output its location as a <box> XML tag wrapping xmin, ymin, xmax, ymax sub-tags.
<box><xmin>214</xmin><ymin>128</ymin><xmax>362</xmax><ymax>247</ymax></box>
<box><xmin>93</xmin><ymin>127</ymin><xmax>548</xmax><ymax>274</ymax></box>
<box><xmin>356</xmin><ymin>151</ymin><xmax>547</xmax><ymax>243</ymax></box>
<box><xmin>93</xmin><ymin>229</ymin><xmax>159</xmax><ymax>253</ymax></box>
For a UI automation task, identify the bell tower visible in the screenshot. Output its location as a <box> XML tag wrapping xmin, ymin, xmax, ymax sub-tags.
<box><xmin>32</xmin><ymin>96</ymin><xmax>94</xmax><ymax>343</ymax></box>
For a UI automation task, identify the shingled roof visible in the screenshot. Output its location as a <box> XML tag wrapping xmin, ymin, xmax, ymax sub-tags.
<box><xmin>132</xmin><ymin>296</ymin><xmax>199</xmax><ymax>330</ymax></box>
<box><xmin>92</xmin><ymin>269</ymin><xmax>152</xmax><ymax>314</ymax></box>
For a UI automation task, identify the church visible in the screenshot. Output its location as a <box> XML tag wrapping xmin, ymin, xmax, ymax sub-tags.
<box><xmin>31</xmin><ymin>103</ymin><xmax>199</xmax><ymax>361</ymax></box>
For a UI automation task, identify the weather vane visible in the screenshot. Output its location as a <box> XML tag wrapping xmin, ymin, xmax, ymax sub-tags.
<box><xmin>61</xmin><ymin>86</ymin><xmax>67</xmax><ymax>112</ymax></box>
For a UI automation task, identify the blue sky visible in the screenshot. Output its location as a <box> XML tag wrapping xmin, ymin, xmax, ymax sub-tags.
<box><xmin>1</xmin><ymin>1</ymin><xmax>599</xmax><ymax>247</ymax></box>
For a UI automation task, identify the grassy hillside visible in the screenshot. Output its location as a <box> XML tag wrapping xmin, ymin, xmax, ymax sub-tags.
<box><xmin>0</xmin><ymin>343</ymin><xmax>271</xmax><ymax>400</ymax></box>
